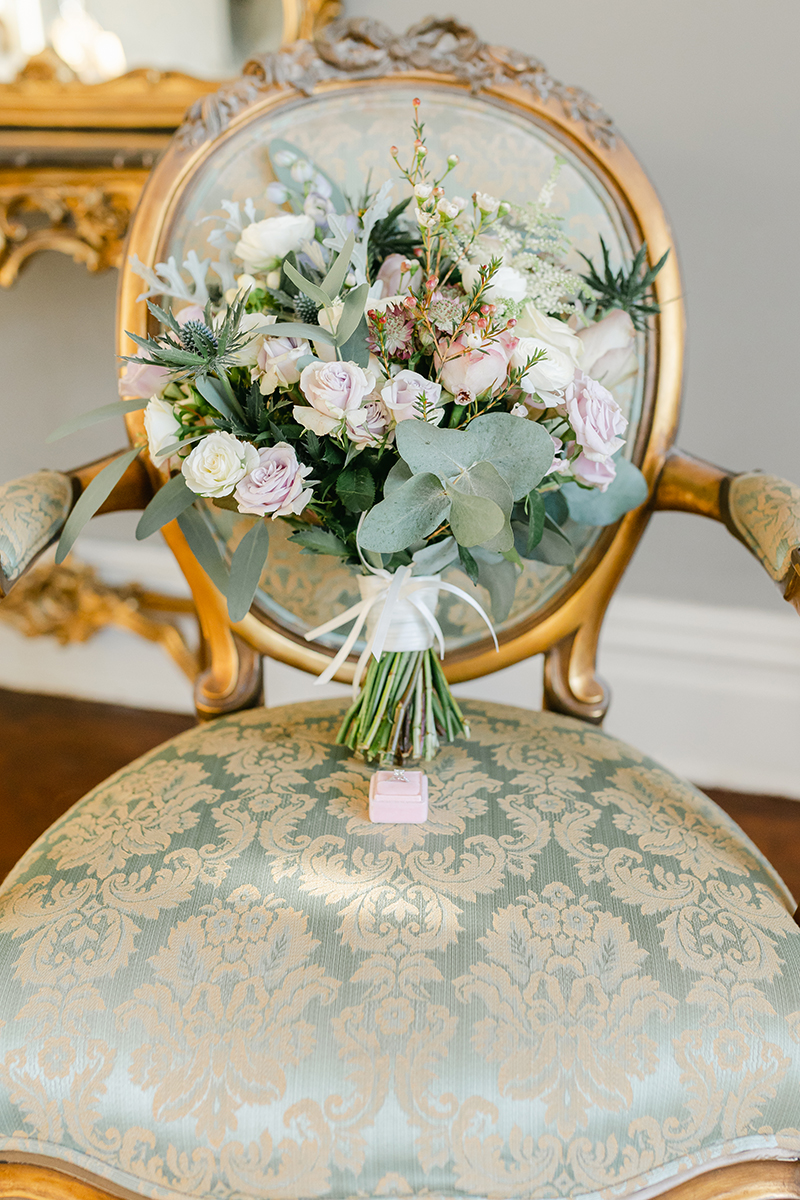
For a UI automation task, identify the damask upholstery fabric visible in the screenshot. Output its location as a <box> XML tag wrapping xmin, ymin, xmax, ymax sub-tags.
<box><xmin>0</xmin><ymin>470</ymin><xmax>72</xmax><ymax>586</ymax></box>
<box><xmin>0</xmin><ymin>700</ymin><xmax>798</xmax><ymax>1200</ymax></box>
<box><xmin>728</xmin><ymin>472</ymin><xmax>800</xmax><ymax>585</ymax></box>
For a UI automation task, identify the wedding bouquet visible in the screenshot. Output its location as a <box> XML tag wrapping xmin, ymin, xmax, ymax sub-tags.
<box><xmin>53</xmin><ymin>100</ymin><xmax>664</xmax><ymax>763</ymax></box>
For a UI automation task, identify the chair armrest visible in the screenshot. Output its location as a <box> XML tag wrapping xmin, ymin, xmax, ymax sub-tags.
<box><xmin>726</xmin><ymin>472</ymin><xmax>800</xmax><ymax>610</ymax></box>
<box><xmin>0</xmin><ymin>452</ymin><xmax>153</xmax><ymax>597</ymax></box>
<box><xmin>654</xmin><ymin>449</ymin><xmax>800</xmax><ymax>612</ymax></box>
<box><xmin>0</xmin><ymin>470</ymin><xmax>73</xmax><ymax>596</ymax></box>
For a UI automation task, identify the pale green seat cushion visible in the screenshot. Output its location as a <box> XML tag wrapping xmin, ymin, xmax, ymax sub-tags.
<box><xmin>0</xmin><ymin>700</ymin><xmax>798</xmax><ymax>1200</ymax></box>
<box><xmin>0</xmin><ymin>470</ymin><xmax>72</xmax><ymax>585</ymax></box>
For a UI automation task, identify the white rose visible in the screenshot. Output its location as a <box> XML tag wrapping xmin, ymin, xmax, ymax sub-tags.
<box><xmin>512</xmin><ymin>335</ymin><xmax>577</xmax><ymax>399</ymax></box>
<box><xmin>516</xmin><ymin>303</ymin><xmax>585</xmax><ymax>361</ymax></box>
<box><xmin>293</xmin><ymin>360</ymin><xmax>374</xmax><ymax>437</ymax></box>
<box><xmin>143</xmin><ymin>396</ymin><xmax>181</xmax><ymax>468</ymax></box>
<box><xmin>230</xmin><ymin>311</ymin><xmax>272</xmax><ymax>367</ymax></box>
<box><xmin>484</xmin><ymin>265</ymin><xmax>528</xmax><ymax>302</ymax></box>
<box><xmin>181</xmin><ymin>431</ymin><xmax>259</xmax><ymax>497</ymax></box>
<box><xmin>234</xmin><ymin>214</ymin><xmax>315</xmax><ymax>271</ymax></box>
<box><xmin>381</xmin><ymin>369</ymin><xmax>444</xmax><ymax>424</ymax></box>
<box><xmin>576</xmin><ymin>308</ymin><xmax>638</xmax><ymax>390</ymax></box>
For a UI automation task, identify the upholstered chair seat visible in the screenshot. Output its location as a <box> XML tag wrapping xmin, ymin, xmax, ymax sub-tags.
<box><xmin>1</xmin><ymin>699</ymin><xmax>798</xmax><ymax>1200</ymax></box>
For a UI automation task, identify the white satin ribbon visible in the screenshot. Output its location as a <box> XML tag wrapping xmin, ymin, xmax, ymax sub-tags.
<box><xmin>304</xmin><ymin>562</ymin><xmax>498</xmax><ymax>693</ymax></box>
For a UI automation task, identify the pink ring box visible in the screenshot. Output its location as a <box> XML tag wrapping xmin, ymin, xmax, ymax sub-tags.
<box><xmin>369</xmin><ymin>769</ymin><xmax>429</xmax><ymax>823</ymax></box>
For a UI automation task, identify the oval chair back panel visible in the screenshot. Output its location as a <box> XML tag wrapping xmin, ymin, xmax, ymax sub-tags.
<box><xmin>118</xmin><ymin>33</ymin><xmax>684</xmax><ymax>717</ymax></box>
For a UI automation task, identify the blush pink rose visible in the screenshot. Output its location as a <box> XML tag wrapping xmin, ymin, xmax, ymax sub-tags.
<box><xmin>347</xmin><ymin>399</ymin><xmax>393</xmax><ymax>446</ymax></box>
<box><xmin>234</xmin><ymin>442</ymin><xmax>313</xmax><ymax>518</ymax></box>
<box><xmin>376</xmin><ymin>253</ymin><xmax>414</xmax><ymax>298</ymax></box>
<box><xmin>118</xmin><ymin>350</ymin><xmax>170</xmax><ymax>399</ymax></box>
<box><xmin>572</xmin><ymin>452</ymin><xmax>617</xmax><ymax>492</ymax></box>
<box><xmin>563</xmin><ymin>370</ymin><xmax>626</xmax><ymax>462</ymax></box>
<box><xmin>175</xmin><ymin>304</ymin><xmax>207</xmax><ymax>326</ymax></box>
<box><xmin>436</xmin><ymin>329</ymin><xmax>516</xmax><ymax>399</ymax></box>
<box><xmin>381</xmin><ymin>369</ymin><xmax>443</xmax><ymax>423</ymax></box>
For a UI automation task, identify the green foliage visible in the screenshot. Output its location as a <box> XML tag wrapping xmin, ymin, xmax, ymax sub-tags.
<box><xmin>227</xmin><ymin>518</ymin><xmax>270</xmax><ymax>622</ymax></box>
<box><xmin>578</xmin><ymin>236</ymin><xmax>669</xmax><ymax>330</ymax></box>
<box><xmin>55</xmin><ymin>446</ymin><xmax>142</xmax><ymax>564</ymax></box>
<box><xmin>359</xmin><ymin>473</ymin><xmax>449</xmax><ymax>553</ymax></box>
<box><xmin>47</xmin><ymin>398</ymin><xmax>146</xmax><ymax>443</ymax></box>
<box><xmin>562</xmin><ymin>456</ymin><xmax>649</xmax><ymax>525</ymax></box>
<box><xmin>289</xmin><ymin>528</ymin><xmax>349</xmax><ymax>558</ymax></box>
<box><xmin>336</xmin><ymin>465</ymin><xmax>375</xmax><ymax>513</ymax></box>
<box><xmin>136</xmin><ymin>472</ymin><xmax>195</xmax><ymax>540</ymax></box>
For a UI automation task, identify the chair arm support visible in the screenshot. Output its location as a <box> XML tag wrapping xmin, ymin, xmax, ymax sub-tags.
<box><xmin>653</xmin><ymin>448</ymin><xmax>800</xmax><ymax>611</ymax></box>
<box><xmin>0</xmin><ymin>452</ymin><xmax>152</xmax><ymax>597</ymax></box>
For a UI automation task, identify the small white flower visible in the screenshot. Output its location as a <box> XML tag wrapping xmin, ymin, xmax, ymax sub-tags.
<box><xmin>436</xmin><ymin>198</ymin><xmax>460</xmax><ymax>220</ymax></box>
<box><xmin>474</xmin><ymin>191</ymin><xmax>500</xmax><ymax>214</ymax></box>
<box><xmin>143</xmin><ymin>397</ymin><xmax>181</xmax><ymax>468</ymax></box>
<box><xmin>415</xmin><ymin>208</ymin><xmax>439</xmax><ymax>229</ymax></box>
<box><xmin>414</xmin><ymin>183</ymin><xmax>433</xmax><ymax>199</ymax></box>
<box><xmin>510</xmin><ymin>402</ymin><xmax>529</xmax><ymax>418</ymax></box>
<box><xmin>182</xmin><ymin>431</ymin><xmax>259</xmax><ymax>498</ymax></box>
<box><xmin>273</xmin><ymin>149</ymin><xmax>296</xmax><ymax>167</ymax></box>
<box><xmin>290</xmin><ymin>158</ymin><xmax>314</xmax><ymax>183</ymax></box>
<box><xmin>266</xmin><ymin>182</ymin><xmax>288</xmax><ymax>205</ymax></box>
<box><xmin>464</xmin><ymin>329</ymin><xmax>484</xmax><ymax>350</ymax></box>
<box><xmin>265</xmin><ymin>269</ymin><xmax>281</xmax><ymax>289</ymax></box>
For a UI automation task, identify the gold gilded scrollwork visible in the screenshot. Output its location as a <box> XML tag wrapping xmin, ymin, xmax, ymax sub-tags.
<box><xmin>0</xmin><ymin>176</ymin><xmax>144</xmax><ymax>286</ymax></box>
<box><xmin>0</xmin><ymin>559</ymin><xmax>198</xmax><ymax>681</ymax></box>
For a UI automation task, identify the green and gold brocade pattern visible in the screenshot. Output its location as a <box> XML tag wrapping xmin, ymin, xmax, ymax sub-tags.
<box><xmin>0</xmin><ymin>700</ymin><xmax>798</xmax><ymax>1200</ymax></box>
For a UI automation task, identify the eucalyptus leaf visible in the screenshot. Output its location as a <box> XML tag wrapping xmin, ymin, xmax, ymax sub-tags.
<box><xmin>227</xmin><ymin>518</ymin><xmax>270</xmax><ymax>622</ymax></box>
<box><xmin>136</xmin><ymin>471</ymin><xmax>195</xmax><ymax>540</ymax></box>
<box><xmin>526</xmin><ymin>490</ymin><xmax>546</xmax><ymax>555</ymax></box>
<box><xmin>383</xmin><ymin>459</ymin><xmax>412</xmax><ymax>498</ymax></box>
<box><xmin>359</xmin><ymin>472</ymin><xmax>449</xmax><ymax>553</ymax></box>
<box><xmin>446</xmin><ymin>488</ymin><xmax>505</xmax><ymax>549</ymax></box>
<box><xmin>47</xmin><ymin>398</ymin><xmax>147</xmax><ymax>443</ymax></box>
<box><xmin>338</xmin><ymin>314</ymin><xmax>369</xmax><ymax>367</ymax></box>
<box><xmin>449</xmin><ymin>461</ymin><xmax>513</xmax><ymax>552</ymax></box>
<box><xmin>283</xmin><ymin>260</ymin><xmax>331</xmax><ymax>309</ymax></box>
<box><xmin>544</xmin><ymin>489</ymin><xmax>569</xmax><ymax>525</ymax></box>
<box><xmin>396</xmin><ymin>412</ymin><xmax>554</xmax><ymax>499</ymax></box>
<box><xmin>176</xmin><ymin>505</ymin><xmax>230</xmax><ymax>593</ymax></box>
<box><xmin>195</xmin><ymin>375</ymin><xmax>243</xmax><ymax>423</ymax></box>
<box><xmin>514</xmin><ymin>518</ymin><xmax>575</xmax><ymax>566</ymax></box>
<box><xmin>321</xmin><ymin>232</ymin><xmax>355</xmax><ymax>298</ymax></box>
<box><xmin>263</xmin><ymin>320</ymin><xmax>334</xmax><ymax>344</ymax></box>
<box><xmin>412</xmin><ymin>536</ymin><xmax>458</xmax><ymax>576</ymax></box>
<box><xmin>333</xmin><ymin>283</ymin><xmax>368</xmax><ymax>348</ymax></box>
<box><xmin>55</xmin><ymin>446</ymin><xmax>142</xmax><ymax>564</ymax></box>
<box><xmin>289</xmin><ymin>527</ymin><xmax>349</xmax><ymax>557</ymax></box>
<box><xmin>561</xmin><ymin>456</ymin><xmax>649</xmax><ymax>526</ymax></box>
<box><xmin>457</xmin><ymin>543</ymin><xmax>479</xmax><ymax>586</ymax></box>
<box><xmin>472</xmin><ymin>547</ymin><xmax>519</xmax><ymax>622</ymax></box>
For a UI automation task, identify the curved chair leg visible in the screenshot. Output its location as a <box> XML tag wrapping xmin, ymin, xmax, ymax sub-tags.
<box><xmin>543</xmin><ymin>627</ymin><xmax>609</xmax><ymax>724</ymax></box>
<box><xmin>195</xmin><ymin>631</ymin><xmax>263</xmax><ymax>719</ymax></box>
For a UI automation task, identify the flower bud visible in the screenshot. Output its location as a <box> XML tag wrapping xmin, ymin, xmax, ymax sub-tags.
<box><xmin>447</xmin><ymin>154</ymin><xmax>459</xmax><ymax>167</ymax></box>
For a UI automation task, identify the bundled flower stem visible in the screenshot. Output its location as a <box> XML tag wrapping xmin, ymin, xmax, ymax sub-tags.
<box><xmin>336</xmin><ymin>648</ymin><xmax>469</xmax><ymax>763</ymax></box>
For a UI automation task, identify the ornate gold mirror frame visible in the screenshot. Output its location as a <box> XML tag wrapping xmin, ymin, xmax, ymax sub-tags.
<box><xmin>0</xmin><ymin>0</ymin><xmax>338</xmax><ymax>286</ymax></box>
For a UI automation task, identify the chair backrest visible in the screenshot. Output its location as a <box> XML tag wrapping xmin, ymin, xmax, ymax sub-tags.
<box><xmin>118</xmin><ymin>17</ymin><xmax>684</xmax><ymax>721</ymax></box>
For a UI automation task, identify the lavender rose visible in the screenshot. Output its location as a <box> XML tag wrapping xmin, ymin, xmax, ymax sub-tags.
<box><xmin>234</xmin><ymin>443</ymin><xmax>314</xmax><ymax>518</ymax></box>
<box><xmin>293</xmin><ymin>360</ymin><xmax>374</xmax><ymax>436</ymax></box>
<box><xmin>347</xmin><ymin>399</ymin><xmax>393</xmax><ymax>446</ymax></box>
<box><xmin>381</xmin><ymin>369</ymin><xmax>443</xmax><ymax>424</ymax></box>
<box><xmin>563</xmin><ymin>370</ymin><xmax>626</xmax><ymax>462</ymax></box>
<box><xmin>572</xmin><ymin>452</ymin><xmax>617</xmax><ymax>492</ymax></box>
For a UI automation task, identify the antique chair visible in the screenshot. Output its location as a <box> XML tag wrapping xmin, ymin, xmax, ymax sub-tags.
<box><xmin>1</xmin><ymin>18</ymin><xmax>800</xmax><ymax>1200</ymax></box>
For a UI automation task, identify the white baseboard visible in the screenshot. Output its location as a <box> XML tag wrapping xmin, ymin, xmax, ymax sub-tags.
<box><xmin>2</xmin><ymin>538</ymin><xmax>798</xmax><ymax>799</ymax></box>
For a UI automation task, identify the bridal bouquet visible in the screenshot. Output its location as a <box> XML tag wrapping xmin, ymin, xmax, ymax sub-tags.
<box><xmin>53</xmin><ymin>100</ymin><xmax>664</xmax><ymax>763</ymax></box>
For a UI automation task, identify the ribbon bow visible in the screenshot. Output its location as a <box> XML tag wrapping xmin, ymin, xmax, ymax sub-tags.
<box><xmin>304</xmin><ymin>562</ymin><xmax>498</xmax><ymax>692</ymax></box>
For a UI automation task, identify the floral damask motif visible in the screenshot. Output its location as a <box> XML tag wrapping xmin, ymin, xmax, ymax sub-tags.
<box><xmin>43</xmin><ymin>759</ymin><xmax>221</xmax><ymax>879</ymax></box>
<box><xmin>116</xmin><ymin>886</ymin><xmax>339</xmax><ymax>1148</ymax></box>
<box><xmin>455</xmin><ymin>884</ymin><xmax>676</xmax><ymax>1138</ymax></box>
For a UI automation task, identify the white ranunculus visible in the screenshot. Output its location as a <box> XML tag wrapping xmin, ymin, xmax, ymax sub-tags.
<box><xmin>143</xmin><ymin>397</ymin><xmax>181</xmax><ymax>468</ymax></box>
<box><xmin>181</xmin><ymin>431</ymin><xmax>259</xmax><ymax>498</ymax></box>
<box><xmin>576</xmin><ymin>308</ymin><xmax>638</xmax><ymax>390</ymax></box>
<box><xmin>234</xmin><ymin>214</ymin><xmax>315</xmax><ymax>272</ymax></box>
<box><xmin>484</xmin><ymin>265</ymin><xmax>528</xmax><ymax>302</ymax></box>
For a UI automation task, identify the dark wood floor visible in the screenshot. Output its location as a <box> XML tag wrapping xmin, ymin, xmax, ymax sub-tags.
<box><xmin>1</xmin><ymin>687</ymin><xmax>798</xmax><ymax>900</ymax></box>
